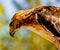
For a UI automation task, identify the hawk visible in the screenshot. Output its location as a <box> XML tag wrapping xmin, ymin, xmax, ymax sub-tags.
<box><xmin>9</xmin><ymin>6</ymin><xmax>60</xmax><ymax>50</ymax></box>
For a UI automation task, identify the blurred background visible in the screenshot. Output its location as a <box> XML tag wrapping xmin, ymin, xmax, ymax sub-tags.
<box><xmin>0</xmin><ymin>0</ymin><xmax>60</xmax><ymax>50</ymax></box>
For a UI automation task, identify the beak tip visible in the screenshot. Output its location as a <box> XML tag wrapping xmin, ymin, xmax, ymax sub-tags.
<box><xmin>9</xmin><ymin>32</ymin><xmax>14</xmax><ymax>37</ymax></box>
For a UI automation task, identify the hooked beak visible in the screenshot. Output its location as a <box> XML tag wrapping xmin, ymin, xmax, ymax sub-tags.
<box><xmin>9</xmin><ymin>32</ymin><xmax>15</xmax><ymax>37</ymax></box>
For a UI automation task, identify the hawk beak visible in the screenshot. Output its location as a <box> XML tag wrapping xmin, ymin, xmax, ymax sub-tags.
<box><xmin>9</xmin><ymin>32</ymin><xmax>15</xmax><ymax>37</ymax></box>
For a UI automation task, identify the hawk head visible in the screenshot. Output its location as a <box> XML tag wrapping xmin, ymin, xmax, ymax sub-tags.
<box><xmin>9</xmin><ymin>6</ymin><xmax>60</xmax><ymax>37</ymax></box>
<box><xmin>9</xmin><ymin>6</ymin><xmax>60</xmax><ymax>49</ymax></box>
